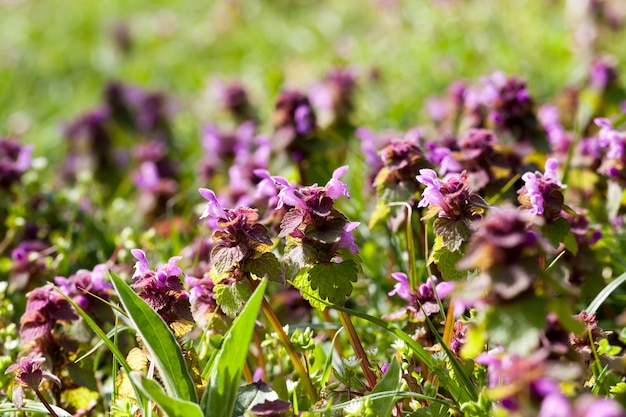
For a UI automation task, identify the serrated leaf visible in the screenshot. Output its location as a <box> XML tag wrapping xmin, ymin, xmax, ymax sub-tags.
<box><xmin>279</xmin><ymin>208</ymin><xmax>305</xmax><ymax>238</ymax></box>
<box><xmin>370</xmin><ymin>358</ymin><xmax>402</xmax><ymax>417</ymax></box>
<box><xmin>433</xmin><ymin>218</ymin><xmax>472</xmax><ymax>252</ymax></box>
<box><xmin>542</xmin><ymin>217</ymin><xmax>570</xmax><ymax>248</ymax></box>
<box><xmin>211</xmin><ymin>244</ymin><xmax>246</xmax><ymax>277</ymax></box>
<box><xmin>110</xmin><ymin>272</ymin><xmax>197</xmax><ymax>403</ymax></box>
<box><xmin>201</xmin><ymin>279</ymin><xmax>267</xmax><ymax>417</ymax></box>
<box><xmin>308</xmin><ymin>261</ymin><xmax>358</xmax><ymax>306</ymax></box>
<box><xmin>292</xmin><ymin>267</ymin><xmax>325</xmax><ymax>310</ymax></box>
<box><xmin>429</xmin><ymin>236</ymin><xmax>467</xmax><ymax>281</ymax></box>
<box><xmin>131</xmin><ymin>372</ymin><xmax>203</xmax><ymax>417</ymax></box>
<box><xmin>484</xmin><ymin>297</ymin><xmax>546</xmax><ymax>355</ymax></box>
<box><xmin>243</xmin><ymin>252</ymin><xmax>283</xmax><ymax>283</ymax></box>
<box><xmin>214</xmin><ymin>281</ymin><xmax>251</xmax><ymax>317</ymax></box>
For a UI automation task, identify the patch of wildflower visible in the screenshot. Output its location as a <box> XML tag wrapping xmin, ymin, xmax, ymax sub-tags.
<box><xmin>0</xmin><ymin>137</ymin><xmax>33</xmax><ymax>190</ymax></box>
<box><xmin>518</xmin><ymin>157</ymin><xmax>567</xmax><ymax>221</ymax></box>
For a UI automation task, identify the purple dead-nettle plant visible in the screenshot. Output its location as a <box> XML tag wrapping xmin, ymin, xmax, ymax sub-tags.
<box><xmin>130</xmin><ymin>249</ymin><xmax>194</xmax><ymax>327</ymax></box>
<box><xmin>53</xmin><ymin>264</ymin><xmax>112</xmax><ymax>312</ymax></box>
<box><xmin>198</xmin><ymin>188</ymin><xmax>280</xmax><ymax>285</ymax></box>
<box><xmin>374</xmin><ymin>137</ymin><xmax>433</xmax><ymax>201</ymax></box>
<box><xmin>416</xmin><ymin>169</ymin><xmax>488</xmax><ymax>251</ymax></box>
<box><xmin>518</xmin><ymin>158</ymin><xmax>567</xmax><ymax>221</ymax></box>
<box><xmin>20</xmin><ymin>284</ymin><xmax>79</xmax><ymax>345</ymax></box>
<box><xmin>0</xmin><ymin>136</ymin><xmax>33</xmax><ymax>189</ymax></box>
<box><xmin>538</xmin><ymin>105</ymin><xmax>573</xmax><ymax>156</ymax></box>
<box><xmin>457</xmin><ymin>205</ymin><xmax>543</xmax><ymax>301</ymax></box>
<box><xmin>209</xmin><ymin>79</ymin><xmax>257</xmax><ymax>122</ymax></box>
<box><xmin>5</xmin><ymin>355</ymin><xmax>61</xmax><ymax>412</ymax></box>
<box><xmin>385</xmin><ymin>273</ymin><xmax>454</xmax><ymax>321</ymax></box>
<box><xmin>273</xmin><ymin>90</ymin><xmax>317</xmax><ymax>141</ymax></box>
<box><xmin>10</xmin><ymin>240</ymin><xmax>51</xmax><ymax>291</ymax></box>
<box><xmin>594</xmin><ymin>117</ymin><xmax>626</xmax><ymax>181</ymax></box>
<box><xmin>309</xmin><ymin>67</ymin><xmax>357</xmax><ymax>128</ymax></box>
<box><xmin>199</xmin><ymin>121</ymin><xmax>256</xmax><ymax>179</ymax></box>
<box><xmin>185</xmin><ymin>275</ymin><xmax>217</xmax><ymax>328</ymax></box>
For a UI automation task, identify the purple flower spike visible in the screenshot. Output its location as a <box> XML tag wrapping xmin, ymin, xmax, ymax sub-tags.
<box><xmin>199</xmin><ymin>188</ymin><xmax>229</xmax><ymax>220</ymax></box>
<box><xmin>131</xmin><ymin>249</ymin><xmax>150</xmax><ymax>280</ymax></box>
<box><xmin>325</xmin><ymin>165</ymin><xmax>350</xmax><ymax>199</ymax></box>
<box><xmin>388</xmin><ymin>272</ymin><xmax>412</xmax><ymax>301</ymax></box>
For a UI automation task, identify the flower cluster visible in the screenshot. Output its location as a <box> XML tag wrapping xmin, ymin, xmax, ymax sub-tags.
<box><xmin>518</xmin><ymin>158</ymin><xmax>567</xmax><ymax>220</ymax></box>
<box><xmin>0</xmin><ymin>137</ymin><xmax>33</xmax><ymax>189</ymax></box>
<box><xmin>20</xmin><ymin>285</ymin><xmax>78</xmax><ymax>344</ymax></box>
<box><xmin>386</xmin><ymin>273</ymin><xmax>453</xmax><ymax>321</ymax></box>
<box><xmin>53</xmin><ymin>264</ymin><xmax>111</xmax><ymax>312</ymax></box>
<box><xmin>594</xmin><ymin>117</ymin><xmax>626</xmax><ymax>181</ymax></box>
<box><xmin>309</xmin><ymin>68</ymin><xmax>357</xmax><ymax>128</ymax></box>
<box><xmin>130</xmin><ymin>249</ymin><xmax>193</xmax><ymax>326</ymax></box>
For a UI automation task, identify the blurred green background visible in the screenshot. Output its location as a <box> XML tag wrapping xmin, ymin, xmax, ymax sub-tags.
<box><xmin>1</xmin><ymin>0</ymin><xmax>625</xmax><ymax>163</ymax></box>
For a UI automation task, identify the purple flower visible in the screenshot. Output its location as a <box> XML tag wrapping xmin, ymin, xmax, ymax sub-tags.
<box><xmin>388</xmin><ymin>272</ymin><xmax>411</xmax><ymax>301</ymax></box>
<box><xmin>538</xmin><ymin>393</ymin><xmax>572</xmax><ymax>417</ymax></box>
<box><xmin>199</xmin><ymin>188</ymin><xmax>230</xmax><ymax>221</ymax></box>
<box><xmin>0</xmin><ymin>137</ymin><xmax>33</xmax><ymax>189</ymax></box>
<box><xmin>185</xmin><ymin>276</ymin><xmax>217</xmax><ymax>326</ymax></box>
<box><xmin>4</xmin><ymin>356</ymin><xmax>60</xmax><ymax>390</ymax></box>
<box><xmin>324</xmin><ymin>165</ymin><xmax>350</xmax><ymax>200</ymax></box>
<box><xmin>53</xmin><ymin>264</ymin><xmax>111</xmax><ymax>311</ymax></box>
<box><xmin>538</xmin><ymin>105</ymin><xmax>572</xmax><ymax>155</ymax></box>
<box><xmin>519</xmin><ymin>158</ymin><xmax>566</xmax><ymax>219</ymax></box>
<box><xmin>130</xmin><ymin>249</ymin><xmax>192</xmax><ymax>324</ymax></box>
<box><xmin>273</xmin><ymin>90</ymin><xmax>317</xmax><ymax>137</ymax></box>
<box><xmin>20</xmin><ymin>285</ymin><xmax>79</xmax><ymax>343</ymax></box>
<box><xmin>209</xmin><ymin>79</ymin><xmax>256</xmax><ymax>121</ymax></box>
<box><xmin>416</xmin><ymin>169</ymin><xmax>487</xmax><ymax>221</ymax></box>
<box><xmin>590</xmin><ymin>57</ymin><xmax>618</xmax><ymax>90</ymax></box>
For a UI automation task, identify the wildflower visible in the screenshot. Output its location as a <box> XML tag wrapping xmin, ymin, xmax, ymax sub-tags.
<box><xmin>386</xmin><ymin>274</ymin><xmax>453</xmax><ymax>321</ymax></box>
<box><xmin>185</xmin><ymin>276</ymin><xmax>217</xmax><ymax>327</ymax></box>
<box><xmin>209</xmin><ymin>79</ymin><xmax>256</xmax><ymax>121</ymax></box>
<box><xmin>569</xmin><ymin>311</ymin><xmax>608</xmax><ymax>362</ymax></box>
<box><xmin>457</xmin><ymin>205</ymin><xmax>541</xmax><ymax>300</ymax></box>
<box><xmin>309</xmin><ymin>68</ymin><xmax>357</xmax><ymax>128</ymax></box>
<box><xmin>538</xmin><ymin>105</ymin><xmax>573</xmax><ymax>155</ymax></box>
<box><xmin>20</xmin><ymin>285</ymin><xmax>78</xmax><ymax>343</ymax></box>
<box><xmin>417</xmin><ymin>169</ymin><xmax>487</xmax><ymax>221</ymax></box>
<box><xmin>518</xmin><ymin>158</ymin><xmax>566</xmax><ymax>220</ymax></box>
<box><xmin>4</xmin><ymin>356</ymin><xmax>59</xmax><ymax>390</ymax></box>
<box><xmin>374</xmin><ymin>138</ymin><xmax>433</xmax><ymax>198</ymax></box>
<box><xmin>53</xmin><ymin>264</ymin><xmax>111</xmax><ymax>311</ymax></box>
<box><xmin>130</xmin><ymin>249</ymin><xmax>193</xmax><ymax>325</ymax></box>
<box><xmin>0</xmin><ymin>137</ymin><xmax>33</xmax><ymax>189</ymax></box>
<box><xmin>589</xmin><ymin>56</ymin><xmax>618</xmax><ymax>90</ymax></box>
<box><xmin>272</xmin><ymin>90</ymin><xmax>317</xmax><ymax>137</ymax></box>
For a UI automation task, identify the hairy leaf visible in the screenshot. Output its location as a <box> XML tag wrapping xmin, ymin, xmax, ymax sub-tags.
<box><xmin>279</xmin><ymin>208</ymin><xmax>305</xmax><ymax>238</ymax></box>
<box><xmin>542</xmin><ymin>217</ymin><xmax>570</xmax><ymax>248</ymax></box>
<box><xmin>211</xmin><ymin>244</ymin><xmax>246</xmax><ymax>278</ymax></box>
<box><xmin>214</xmin><ymin>281</ymin><xmax>251</xmax><ymax>317</ymax></box>
<box><xmin>308</xmin><ymin>261</ymin><xmax>358</xmax><ymax>306</ymax></box>
<box><xmin>243</xmin><ymin>252</ymin><xmax>283</xmax><ymax>283</ymax></box>
<box><xmin>433</xmin><ymin>218</ymin><xmax>472</xmax><ymax>252</ymax></box>
<box><xmin>429</xmin><ymin>236</ymin><xmax>467</xmax><ymax>281</ymax></box>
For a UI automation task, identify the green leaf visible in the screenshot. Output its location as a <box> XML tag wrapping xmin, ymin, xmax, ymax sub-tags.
<box><xmin>429</xmin><ymin>236</ymin><xmax>467</xmax><ymax>281</ymax></box>
<box><xmin>542</xmin><ymin>217</ymin><xmax>570</xmax><ymax>248</ymax></box>
<box><xmin>587</xmin><ymin>270</ymin><xmax>626</xmax><ymax>314</ymax></box>
<box><xmin>563</xmin><ymin>231</ymin><xmax>579</xmax><ymax>255</ymax></box>
<box><xmin>131</xmin><ymin>372</ymin><xmax>202</xmax><ymax>417</ymax></box>
<box><xmin>292</xmin><ymin>267</ymin><xmax>325</xmax><ymax>310</ymax></box>
<box><xmin>232</xmin><ymin>381</ymin><xmax>279</xmax><ymax>417</ymax></box>
<box><xmin>433</xmin><ymin>218</ymin><xmax>472</xmax><ymax>252</ymax></box>
<box><xmin>0</xmin><ymin>401</ymin><xmax>73</xmax><ymax>417</ymax></box>
<box><xmin>52</xmin><ymin>284</ymin><xmax>149</xmax><ymax>414</ymax></box>
<box><xmin>214</xmin><ymin>281</ymin><xmax>252</xmax><ymax>317</ymax></box>
<box><xmin>368</xmin><ymin>201</ymin><xmax>391</xmax><ymax>229</ymax></box>
<box><xmin>211</xmin><ymin>244</ymin><xmax>246</xmax><ymax>278</ymax></box>
<box><xmin>308</xmin><ymin>260</ymin><xmax>358</xmax><ymax>305</ymax></box>
<box><xmin>370</xmin><ymin>358</ymin><xmax>402</xmax><ymax>417</ymax></box>
<box><xmin>201</xmin><ymin>279</ymin><xmax>267</xmax><ymax>417</ymax></box>
<box><xmin>484</xmin><ymin>296</ymin><xmax>546</xmax><ymax>355</ymax></box>
<box><xmin>110</xmin><ymin>272</ymin><xmax>197</xmax><ymax>403</ymax></box>
<box><xmin>243</xmin><ymin>252</ymin><xmax>283</xmax><ymax>283</ymax></box>
<box><xmin>548</xmin><ymin>299</ymin><xmax>584</xmax><ymax>335</ymax></box>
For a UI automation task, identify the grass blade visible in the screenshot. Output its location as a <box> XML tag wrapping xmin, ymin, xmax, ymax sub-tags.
<box><xmin>52</xmin><ymin>284</ymin><xmax>148</xmax><ymax>414</ymax></box>
<box><xmin>370</xmin><ymin>358</ymin><xmax>402</xmax><ymax>417</ymax></box>
<box><xmin>0</xmin><ymin>401</ymin><xmax>72</xmax><ymax>417</ymax></box>
<box><xmin>587</xmin><ymin>270</ymin><xmax>626</xmax><ymax>314</ymax></box>
<box><xmin>201</xmin><ymin>279</ymin><xmax>267</xmax><ymax>417</ymax></box>
<box><xmin>109</xmin><ymin>271</ymin><xmax>197</xmax><ymax>403</ymax></box>
<box><xmin>131</xmin><ymin>372</ymin><xmax>203</xmax><ymax>417</ymax></box>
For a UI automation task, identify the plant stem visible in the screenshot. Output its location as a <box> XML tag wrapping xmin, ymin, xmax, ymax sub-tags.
<box><xmin>245</xmin><ymin>277</ymin><xmax>319</xmax><ymax>402</ymax></box>
<box><xmin>337</xmin><ymin>311</ymin><xmax>378</xmax><ymax>390</ymax></box>
<box><xmin>33</xmin><ymin>389</ymin><xmax>59</xmax><ymax>417</ymax></box>
<box><xmin>321</xmin><ymin>309</ymin><xmax>344</xmax><ymax>356</ymax></box>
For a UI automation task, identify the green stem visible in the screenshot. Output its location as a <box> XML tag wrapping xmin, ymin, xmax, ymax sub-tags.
<box><xmin>245</xmin><ymin>277</ymin><xmax>318</xmax><ymax>402</ymax></box>
<box><xmin>337</xmin><ymin>311</ymin><xmax>378</xmax><ymax>390</ymax></box>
